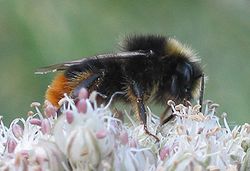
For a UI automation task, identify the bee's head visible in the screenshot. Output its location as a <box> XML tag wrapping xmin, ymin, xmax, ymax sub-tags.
<box><xmin>170</xmin><ymin>61</ymin><xmax>202</xmax><ymax>100</ymax></box>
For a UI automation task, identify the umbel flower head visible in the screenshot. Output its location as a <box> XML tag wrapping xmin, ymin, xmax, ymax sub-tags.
<box><xmin>0</xmin><ymin>88</ymin><xmax>250</xmax><ymax>171</ymax></box>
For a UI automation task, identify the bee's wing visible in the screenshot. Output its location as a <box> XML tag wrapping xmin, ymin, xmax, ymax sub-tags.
<box><xmin>35</xmin><ymin>58</ymin><xmax>89</xmax><ymax>74</ymax></box>
<box><xmin>35</xmin><ymin>50</ymin><xmax>154</xmax><ymax>74</ymax></box>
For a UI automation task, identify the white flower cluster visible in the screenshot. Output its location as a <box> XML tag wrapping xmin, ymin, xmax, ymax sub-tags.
<box><xmin>0</xmin><ymin>89</ymin><xmax>250</xmax><ymax>171</ymax></box>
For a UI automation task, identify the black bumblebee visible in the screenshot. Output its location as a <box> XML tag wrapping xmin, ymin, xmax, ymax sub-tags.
<box><xmin>36</xmin><ymin>34</ymin><xmax>204</xmax><ymax>141</ymax></box>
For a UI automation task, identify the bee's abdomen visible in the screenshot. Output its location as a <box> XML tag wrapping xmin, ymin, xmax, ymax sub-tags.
<box><xmin>45</xmin><ymin>73</ymin><xmax>73</xmax><ymax>107</ymax></box>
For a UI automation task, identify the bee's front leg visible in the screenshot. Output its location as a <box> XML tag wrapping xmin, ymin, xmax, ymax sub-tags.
<box><xmin>127</xmin><ymin>80</ymin><xmax>159</xmax><ymax>142</ymax></box>
<box><xmin>160</xmin><ymin>105</ymin><xmax>175</xmax><ymax>125</ymax></box>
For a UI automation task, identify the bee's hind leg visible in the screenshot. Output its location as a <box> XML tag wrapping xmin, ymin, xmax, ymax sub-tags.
<box><xmin>72</xmin><ymin>73</ymin><xmax>102</xmax><ymax>97</ymax></box>
<box><xmin>56</xmin><ymin>71</ymin><xmax>105</xmax><ymax>115</ymax></box>
<box><xmin>127</xmin><ymin>80</ymin><xmax>159</xmax><ymax>142</ymax></box>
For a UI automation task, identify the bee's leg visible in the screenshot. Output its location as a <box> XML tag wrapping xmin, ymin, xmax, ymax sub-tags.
<box><xmin>72</xmin><ymin>73</ymin><xmax>101</xmax><ymax>98</ymax></box>
<box><xmin>55</xmin><ymin>71</ymin><xmax>106</xmax><ymax>116</ymax></box>
<box><xmin>127</xmin><ymin>81</ymin><xmax>159</xmax><ymax>142</ymax></box>
<box><xmin>160</xmin><ymin>105</ymin><xmax>175</xmax><ymax>125</ymax></box>
<box><xmin>199</xmin><ymin>73</ymin><xmax>205</xmax><ymax>112</ymax></box>
<box><xmin>160</xmin><ymin>98</ymin><xmax>182</xmax><ymax>125</ymax></box>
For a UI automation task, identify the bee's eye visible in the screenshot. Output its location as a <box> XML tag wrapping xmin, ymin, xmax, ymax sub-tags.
<box><xmin>176</xmin><ymin>62</ymin><xmax>193</xmax><ymax>83</ymax></box>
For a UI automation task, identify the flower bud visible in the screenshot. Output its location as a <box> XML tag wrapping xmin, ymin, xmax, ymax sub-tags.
<box><xmin>77</xmin><ymin>99</ymin><xmax>87</xmax><ymax>113</ymax></box>
<box><xmin>12</xmin><ymin>123</ymin><xmax>23</xmax><ymax>139</ymax></box>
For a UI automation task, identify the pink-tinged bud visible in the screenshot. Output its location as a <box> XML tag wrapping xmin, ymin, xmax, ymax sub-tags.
<box><xmin>41</xmin><ymin>119</ymin><xmax>51</xmax><ymax>134</ymax></box>
<box><xmin>66</xmin><ymin>110</ymin><xmax>74</xmax><ymax>124</ymax></box>
<box><xmin>159</xmin><ymin>146</ymin><xmax>170</xmax><ymax>161</ymax></box>
<box><xmin>29</xmin><ymin>118</ymin><xmax>42</xmax><ymax>126</ymax></box>
<box><xmin>7</xmin><ymin>138</ymin><xmax>17</xmax><ymax>153</ymax></box>
<box><xmin>96</xmin><ymin>129</ymin><xmax>107</xmax><ymax>139</ymax></box>
<box><xmin>119</xmin><ymin>131</ymin><xmax>128</xmax><ymax>145</ymax></box>
<box><xmin>78</xmin><ymin>88</ymin><xmax>89</xmax><ymax>99</ymax></box>
<box><xmin>44</xmin><ymin>105</ymin><xmax>57</xmax><ymax>117</ymax></box>
<box><xmin>12</xmin><ymin>124</ymin><xmax>23</xmax><ymax>139</ymax></box>
<box><xmin>77</xmin><ymin>99</ymin><xmax>87</xmax><ymax>113</ymax></box>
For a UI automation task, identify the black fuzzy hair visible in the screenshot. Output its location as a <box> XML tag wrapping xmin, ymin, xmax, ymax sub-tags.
<box><xmin>122</xmin><ymin>34</ymin><xmax>167</xmax><ymax>56</ymax></box>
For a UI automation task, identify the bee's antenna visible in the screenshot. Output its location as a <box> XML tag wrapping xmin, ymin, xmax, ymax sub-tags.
<box><xmin>199</xmin><ymin>73</ymin><xmax>205</xmax><ymax>112</ymax></box>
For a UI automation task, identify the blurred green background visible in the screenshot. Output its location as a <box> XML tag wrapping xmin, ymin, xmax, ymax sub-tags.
<box><xmin>0</xmin><ymin>0</ymin><xmax>249</xmax><ymax>125</ymax></box>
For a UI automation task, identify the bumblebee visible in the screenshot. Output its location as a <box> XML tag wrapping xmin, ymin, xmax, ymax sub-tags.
<box><xmin>36</xmin><ymin>34</ymin><xmax>204</xmax><ymax>141</ymax></box>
